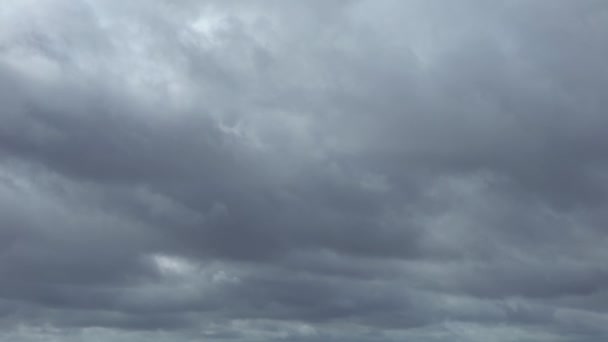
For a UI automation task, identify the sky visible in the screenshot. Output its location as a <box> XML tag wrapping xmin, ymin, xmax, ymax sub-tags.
<box><xmin>1</xmin><ymin>0</ymin><xmax>608</xmax><ymax>341</ymax></box>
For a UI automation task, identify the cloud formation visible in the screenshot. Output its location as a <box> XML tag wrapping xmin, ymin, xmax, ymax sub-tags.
<box><xmin>1</xmin><ymin>0</ymin><xmax>608</xmax><ymax>341</ymax></box>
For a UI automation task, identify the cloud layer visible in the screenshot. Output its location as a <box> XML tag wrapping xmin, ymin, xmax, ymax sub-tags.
<box><xmin>1</xmin><ymin>1</ymin><xmax>608</xmax><ymax>341</ymax></box>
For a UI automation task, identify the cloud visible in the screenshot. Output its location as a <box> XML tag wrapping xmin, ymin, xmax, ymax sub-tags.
<box><xmin>1</xmin><ymin>0</ymin><xmax>608</xmax><ymax>341</ymax></box>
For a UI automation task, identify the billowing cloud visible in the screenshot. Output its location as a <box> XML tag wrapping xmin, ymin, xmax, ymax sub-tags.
<box><xmin>1</xmin><ymin>1</ymin><xmax>608</xmax><ymax>341</ymax></box>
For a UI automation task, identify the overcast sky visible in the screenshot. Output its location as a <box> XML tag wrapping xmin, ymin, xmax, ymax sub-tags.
<box><xmin>1</xmin><ymin>0</ymin><xmax>608</xmax><ymax>341</ymax></box>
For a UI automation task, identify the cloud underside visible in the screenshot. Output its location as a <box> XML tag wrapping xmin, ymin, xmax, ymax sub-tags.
<box><xmin>1</xmin><ymin>1</ymin><xmax>608</xmax><ymax>341</ymax></box>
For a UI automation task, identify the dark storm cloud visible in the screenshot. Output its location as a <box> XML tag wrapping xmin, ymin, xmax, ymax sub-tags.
<box><xmin>1</xmin><ymin>0</ymin><xmax>608</xmax><ymax>341</ymax></box>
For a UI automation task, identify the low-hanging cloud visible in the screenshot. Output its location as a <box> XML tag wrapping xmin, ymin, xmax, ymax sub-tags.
<box><xmin>1</xmin><ymin>0</ymin><xmax>608</xmax><ymax>341</ymax></box>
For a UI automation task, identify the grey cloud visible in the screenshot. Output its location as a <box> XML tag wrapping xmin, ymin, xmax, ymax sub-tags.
<box><xmin>1</xmin><ymin>0</ymin><xmax>608</xmax><ymax>341</ymax></box>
